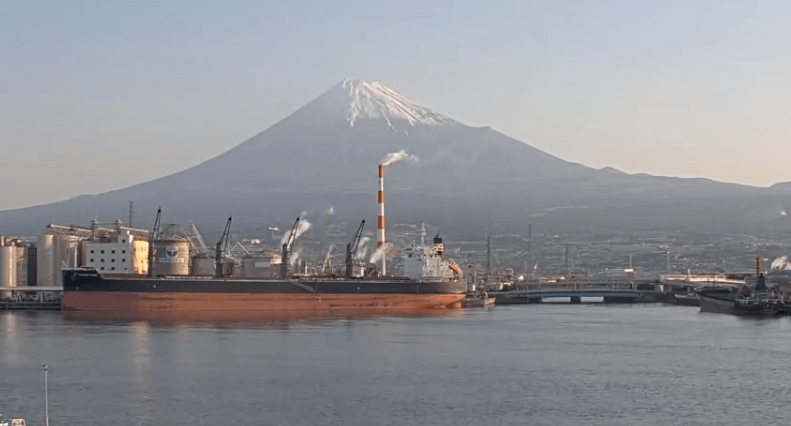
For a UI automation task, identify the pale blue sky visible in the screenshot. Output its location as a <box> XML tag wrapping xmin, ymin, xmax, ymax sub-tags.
<box><xmin>1</xmin><ymin>0</ymin><xmax>790</xmax><ymax>209</ymax></box>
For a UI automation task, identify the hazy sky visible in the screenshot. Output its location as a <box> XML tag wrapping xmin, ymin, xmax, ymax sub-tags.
<box><xmin>2</xmin><ymin>0</ymin><xmax>790</xmax><ymax>210</ymax></box>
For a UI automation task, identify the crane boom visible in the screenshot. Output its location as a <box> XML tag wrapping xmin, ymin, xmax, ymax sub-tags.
<box><xmin>147</xmin><ymin>207</ymin><xmax>162</xmax><ymax>278</ymax></box>
<box><xmin>189</xmin><ymin>222</ymin><xmax>208</xmax><ymax>253</ymax></box>
<box><xmin>215</xmin><ymin>216</ymin><xmax>232</xmax><ymax>278</ymax></box>
<box><xmin>346</xmin><ymin>219</ymin><xmax>365</xmax><ymax>278</ymax></box>
<box><xmin>281</xmin><ymin>217</ymin><xmax>300</xmax><ymax>278</ymax></box>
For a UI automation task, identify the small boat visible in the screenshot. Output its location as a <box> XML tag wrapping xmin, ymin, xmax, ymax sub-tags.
<box><xmin>0</xmin><ymin>415</ymin><xmax>26</xmax><ymax>426</ymax></box>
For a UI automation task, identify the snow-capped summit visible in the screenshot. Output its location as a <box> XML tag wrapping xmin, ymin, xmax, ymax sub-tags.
<box><xmin>316</xmin><ymin>78</ymin><xmax>453</xmax><ymax>128</ymax></box>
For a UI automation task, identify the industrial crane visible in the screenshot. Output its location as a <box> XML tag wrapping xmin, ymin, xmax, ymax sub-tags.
<box><xmin>346</xmin><ymin>219</ymin><xmax>365</xmax><ymax>278</ymax></box>
<box><xmin>147</xmin><ymin>207</ymin><xmax>161</xmax><ymax>278</ymax></box>
<box><xmin>281</xmin><ymin>217</ymin><xmax>300</xmax><ymax>278</ymax></box>
<box><xmin>215</xmin><ymin>216</ymin><xmax>232</xmax><ymax>278</ymax></box>
<box><xmin>188</xmin><ymin>222</ymin><xmax>209</xmax><ymax>255</ymax></box>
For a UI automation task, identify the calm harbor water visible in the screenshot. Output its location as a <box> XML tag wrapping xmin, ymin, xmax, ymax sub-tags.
<box><xmin>2</xmin><ymin>304</ymin><xmax>791</xmax><ymax>426</ymax></box>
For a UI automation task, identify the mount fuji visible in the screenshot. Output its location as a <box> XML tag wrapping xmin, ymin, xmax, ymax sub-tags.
<box><xmin>1</xmin><ymin>79</ymin><xmax>789</xmax><ymax>237</ymax></box>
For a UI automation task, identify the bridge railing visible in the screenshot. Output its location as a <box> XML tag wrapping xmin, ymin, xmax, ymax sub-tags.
<box><xmin>517</xmin><ymin>280</ymin><xmax>643</xmax><ymax>292</ymax></box>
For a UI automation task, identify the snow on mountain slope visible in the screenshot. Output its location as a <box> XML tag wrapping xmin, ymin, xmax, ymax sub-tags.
<box><xmin>0</xmin><ymin>77</ymin><xmax>776</xmax><ymax>236</ymax></box>
<box><xmin>313</xmin><ymin>79</ymin><xmax>453</xmax><ymax>128</ymax></box>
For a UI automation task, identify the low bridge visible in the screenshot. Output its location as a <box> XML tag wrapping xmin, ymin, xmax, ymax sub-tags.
<box><xmin>490</xmin><ymin>282</ymin><xmax>645</xmax><ymax>305</ymax></box>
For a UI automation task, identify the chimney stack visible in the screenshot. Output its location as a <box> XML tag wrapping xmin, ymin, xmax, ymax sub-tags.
<box><xmin>378</xmin><ymin>164</ymin><xmax>386</xmax><ymax>275</ymax></box>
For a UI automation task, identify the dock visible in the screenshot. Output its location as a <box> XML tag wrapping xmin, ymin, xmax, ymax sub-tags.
<box><xmin>0</xmin><ymin>301</ymin><xmax>61</xmax><ymax>310</ymax></box>
<box><xmin>1</xmin><ymin>286</ymin><xmax>63</xmax><ymax>310</ymax></box>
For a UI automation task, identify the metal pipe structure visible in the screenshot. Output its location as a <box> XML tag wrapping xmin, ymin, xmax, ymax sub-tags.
<box><xmin>377</xmin><ymin>164</ymin><xmax>386</xmax><ymax>276</ymax></box>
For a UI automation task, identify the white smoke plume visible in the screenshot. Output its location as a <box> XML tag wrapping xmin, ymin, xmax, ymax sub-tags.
<box><xmin>355</xmin><ymin>237</ymin><xmax>371</xmax><ymax>261</ymax></box>
<box><xmin>771</xmin><ymin>256</ymin><xmax>791</xmax><ymax>270</ymax></box>
<box><xmin>280</xmin><ymin>218</ymin><xmax>312</xmax><ymax>245</ymax></box>
<box><xmin>369</xmin><ymin>243</ymin><xmax>387</xmax><ymax>264</ymax></box>
<box><xmin>289</xmin><ymin>250</ymin><xmax>301</xmax><ymax>267</ymax></box>
<box><xmin>381</xmin><ymin>150</ymin><xmax>420</xmax><ymax>167</ymax></box>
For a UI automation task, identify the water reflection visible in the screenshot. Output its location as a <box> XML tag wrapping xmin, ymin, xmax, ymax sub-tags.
<box><xmin>61</xmin><ymin>309</ymin><xmax>467</xmax><ymax>328</ymax></box>
<box><xmin>130</xmin><ymin>321</ymin><xmax>153</xmax><ymax>425</ymax></box>
<box><xmin>1</xmin><ymin>312</ymin><xmax>19</xmax><ymax>362</ymax></box>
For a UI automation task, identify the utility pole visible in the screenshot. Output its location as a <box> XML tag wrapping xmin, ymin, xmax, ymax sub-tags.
<box><xmin>565</xmin><ymin>242</ymin><xmax>570</xmax><ymax>276</ymax></box>
<box><xmin>486</xmin><ymin>236</ymin><xmax>491</xmax><ymax>284</ymax></box>
<box><xmin>527</xmin><ymin>224</ymin><xmax>532</xmax><ymax>280</ymax></box>
<box><xmin>43</xmin><ymin>364</ymin><xmax>49</xmax><ymax>426</ymax></box>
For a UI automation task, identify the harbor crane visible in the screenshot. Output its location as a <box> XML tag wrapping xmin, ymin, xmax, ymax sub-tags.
<box><xmin>346</xmin><ymin>219</ymin><xmax>366</xmax><ymax>278</ymax></box>
<box><xmin>215</xmin><ymin>216</ymin><xmax>232</xmax><ymax>278</ymax></box>
<box><xmin>188</xmin><ymin>222</ymin><xmax>209</xmax><ymax>255</ymax></box>
<box><xmin>281</xmin><ymin>217</ymin><xmax>300</xmax><ymax>278</ymax></box>
<box><xmin>147</xmin><ymin>207</ymin><xmax>161</xmax><ymax>278</ymax></box>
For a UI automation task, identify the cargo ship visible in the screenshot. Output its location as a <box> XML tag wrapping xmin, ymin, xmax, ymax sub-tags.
<box><xmin>60</xmin><ymin>218</ymin><xmax>467</xmax><ymax>312</ymax></box>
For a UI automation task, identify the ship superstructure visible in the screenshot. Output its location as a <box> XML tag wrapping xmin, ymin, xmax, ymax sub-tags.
<box><xmin>403</xmin><ymin>224</ymin><xmax>461</xmax><ymax>282</ymax></box>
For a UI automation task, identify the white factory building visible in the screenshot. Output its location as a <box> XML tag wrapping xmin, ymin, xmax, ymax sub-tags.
<box><xmin>81</xmin><ymin>231</ymin><xmax>148</xmax><ymax>274</ymax></box>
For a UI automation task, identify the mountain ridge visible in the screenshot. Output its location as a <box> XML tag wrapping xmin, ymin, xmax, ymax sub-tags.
<box><xmin>0</xmin><ymin>78</ymin><xmax>788</xmax><ymax>236</ymax></box>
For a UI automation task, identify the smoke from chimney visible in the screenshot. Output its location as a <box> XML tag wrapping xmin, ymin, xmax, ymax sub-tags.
<box><xmin>377</xmin><ymin>150</ymin><xmax>420</xmax><ymax>276</ymax></box>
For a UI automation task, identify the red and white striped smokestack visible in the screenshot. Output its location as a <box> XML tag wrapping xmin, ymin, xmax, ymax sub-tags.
<box><xmin>378</xmin><ymin>164</ymin><xmax>386</xmax><ymax>275</ymax></box>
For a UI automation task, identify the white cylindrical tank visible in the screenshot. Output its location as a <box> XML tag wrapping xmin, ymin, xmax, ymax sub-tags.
<box><xmin>37</xmin><ymin>235</ymin><xmax>55</xmax><ymax>287</ymax></box>
<box><xmin>191</xmin><ymin>256</ymin><xmax>216</xmax><ymax>276</ymax></box>
<box><xmin>1</xmin><ymin>246</ymin><xmax>17</xmax><ymax>298</ymax></box>
<box><xmin>15</xmin><ymin>245</ymin><xmax>26</xmax><ymax>287</ymax></box>
<box><xmin>53</xmin><ymin>235</ymin><xmax>81</xmax><ymax>287</ymax></box>
<box><xmin>152</xmin><ymin>239</ymin><xmax>190</xmax><ymax>276</ymax></box>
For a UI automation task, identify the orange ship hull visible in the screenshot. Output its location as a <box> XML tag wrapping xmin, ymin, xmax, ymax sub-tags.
<box><xmin>62</xmin><ymin>292</ymin><xmax>465</xmax><ymax>312</ymax></box>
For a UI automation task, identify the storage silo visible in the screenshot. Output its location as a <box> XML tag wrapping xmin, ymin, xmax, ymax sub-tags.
<box><xmin>26</xmin><ymin>245</ymin><xmax>37</xmax><ymax>287</ymax></box>
<box><xmin>15</xmin><ymin>245</ymin><xmax>27</xmax><ymax>287</ymax></box>
<box><xmin>1</xmin><ymin>246</ymin><xmax>17</xmax><ymax>298</ymax></box>
<box><xmin>151</xmin><ymin>239</ymin><xmax>190</xmax><ymax>276</ymax></box>
<box><xmin>191</xmin><ymin>256</ymin><xmax>216</xmax><ymax>276</ymax></box>
<box><xmin>53</xmin><ymin>235</ymin><xmax>80</xmax><ymax>287</ymax></box>
<box><xmin>36</xmin><ymin>235</ymin><xmax>55</xmax><ymax>286</ymax></box>
<box><xmin>242</xmin><ymin>255</ymin><xmax>273</xmax><ymax>278</ymax></box>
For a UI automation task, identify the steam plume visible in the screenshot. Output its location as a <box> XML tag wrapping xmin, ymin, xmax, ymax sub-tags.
<box><xmin>771</xmin><ymin>256</ymin><xmax>791</xmax><ymax>270</ymax></box>
<box><xmin>281</xmin><ymin>218</ymin><xmax>312</xmax><ymax>244</ymax></box>
<box><xmin>355</xmin><ymin>237</ymin><xmax>371</xmax><ymax>260</ymax></box>
<box><xmin>370</xmin><ymin>243</ymin><xmax>387</xmax><ymax>264</ymax></box>
<box><xmin>381</xmin><ymin>150</ymin><xmax>420</xmax><ymax>167</ymax></box>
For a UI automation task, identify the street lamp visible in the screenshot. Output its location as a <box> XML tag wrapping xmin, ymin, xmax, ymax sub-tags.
<box><xmin>43</xmin><ymin>364</ymin><xmax>49</xmax><ymax>426</ymax></box>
